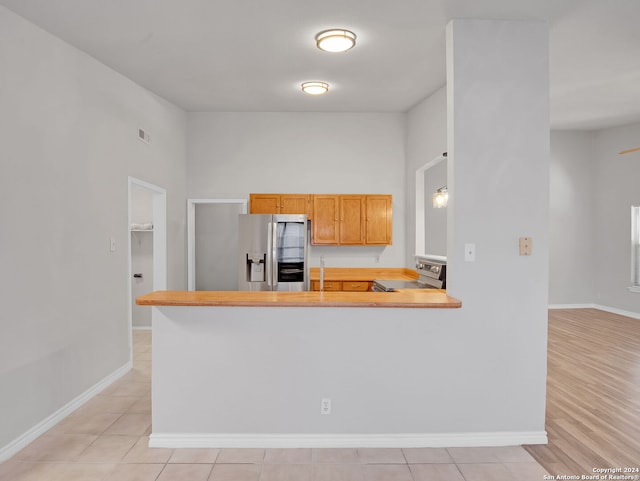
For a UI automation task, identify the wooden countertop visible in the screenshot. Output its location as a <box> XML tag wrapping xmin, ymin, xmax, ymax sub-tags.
<box><xmin>137</xmin><ymin>290</ymin><xmax>461</xmax><ymax>309</ymax></box>
<box><xmin>309</xmin><ymin>267</ymin><xmax>418</xmax><ymax>282</ymax></box>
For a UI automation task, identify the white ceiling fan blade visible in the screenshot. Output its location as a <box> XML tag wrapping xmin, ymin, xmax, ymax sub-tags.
<box><xmin>618</xmin><ymin>146</ymin><xmax>640</xmax><ymax>155</ymax></box>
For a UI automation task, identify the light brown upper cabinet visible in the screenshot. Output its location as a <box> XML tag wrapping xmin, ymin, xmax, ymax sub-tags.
<box><xmin>365</xmin><ymin>195</ymin><xmax>393</xmax><ymax>245</ymax></box>
<box><xmin>311</xmin><ymin>194</ymin><xmax>392</xmax><ymax>246</ymax></box>
<box><xmin>339</xmin><ymin>195</ymin><xmax>365</xmax><ymax>245</ymax></box>
<box><xmin>311</xmin><ymin>195</ymin><xmax>340</xmax><ymax>244</ymax></box>
<box><xmin>249</xmin><ymin>194</ymin><xmax>311</xmax><ymax>216</ymax></box>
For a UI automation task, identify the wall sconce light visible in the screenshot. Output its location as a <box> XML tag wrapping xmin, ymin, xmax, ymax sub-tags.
<box><xmin>315</xmin><ymin>29</ymin><xmax>357</xmax><ymax>52</ymax></box>
<box><xmin>301</xmin><ymin>81</ymin><xmax>329</xmax><ymax>95</ymax></box>
<box><xmin>432</xmin><ymin>186</ymin><xmax>448</xmax><ymax>208</ymax></box>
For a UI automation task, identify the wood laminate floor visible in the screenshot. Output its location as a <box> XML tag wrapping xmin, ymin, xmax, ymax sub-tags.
<box><xmin>524</xmin><ymin>308</ymin><xmax>640</xmax><ymax>477</ymax></box>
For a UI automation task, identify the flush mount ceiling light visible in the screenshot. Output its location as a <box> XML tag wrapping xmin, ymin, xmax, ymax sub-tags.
<box><xmin>301</xmin><ymin>81</ymin><xmax>329</xmax><ymax>95</ymax></box>
<box><xmin>315</xmin><ymin>29</ymin><xmax>356</xmax><ymax>53</ymax></box>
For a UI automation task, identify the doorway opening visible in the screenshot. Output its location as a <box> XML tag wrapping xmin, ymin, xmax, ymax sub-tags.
<box><xmin>127</xmin><ymin>177</ymin><xmax>167</xmax><ymax>353</ymax></box>
<box><xmin>187</xmin><ymin>199</ymin><xmax>247</xmax><ymax>291</ymax></box>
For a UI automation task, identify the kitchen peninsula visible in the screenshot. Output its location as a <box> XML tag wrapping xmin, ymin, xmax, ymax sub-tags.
<box><xmin>137</xmin><ymin>288</ymin><xmax>462</xmax><ymax>449</ymax></box>
<box><xmin>137</xmin><ymin>288</ymin><xmax>461</xmax><ymax>308</ymax></box>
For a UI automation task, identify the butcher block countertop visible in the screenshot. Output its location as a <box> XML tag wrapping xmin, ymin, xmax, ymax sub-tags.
<box><xmin>309</xmin><ymin>267</ymin><xmax>418</xmax><ymax>281</ymax></box>
<box><xmin>136</xmin><ymin>290</ymin><xmax>461</xmax><ymax>309</ymax></box>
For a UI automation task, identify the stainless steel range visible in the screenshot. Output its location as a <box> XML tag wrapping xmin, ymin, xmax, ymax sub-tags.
<box><xmin>372</xmin><ymin>256</ymin><xmax>446</xmax><ymax>292</ymax></box>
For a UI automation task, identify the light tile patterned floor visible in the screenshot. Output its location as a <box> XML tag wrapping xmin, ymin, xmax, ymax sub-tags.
<box><xmin>0</xmin><ymin>331</ymin><xmax>550</xmax><ymax>481</ymax></box>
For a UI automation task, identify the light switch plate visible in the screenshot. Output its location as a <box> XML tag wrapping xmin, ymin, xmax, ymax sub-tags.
<box><xmin>519</xmin><ymin>237</ymin><xmax>532</xmax><ymax>256</ymax></box>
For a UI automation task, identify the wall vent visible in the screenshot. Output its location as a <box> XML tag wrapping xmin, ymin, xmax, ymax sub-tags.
<box><xmin>138</xmin><ymin>128</ymin><xmax>150</xmax><ymax>144</ymax></box>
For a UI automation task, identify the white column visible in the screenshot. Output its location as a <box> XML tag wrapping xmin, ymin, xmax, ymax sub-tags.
<box><xmin>446</xmin><ymin>19</ymin><xmax>550</xmax><ymax>306</ymax></box>
<box><xmin>445</xmin><ymin>19</ymin><xmax>550</xmax><ymax>434</ymax></box>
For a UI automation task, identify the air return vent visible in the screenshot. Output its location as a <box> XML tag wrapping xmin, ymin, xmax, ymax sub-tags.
<box><xmin>137</xmin><ymin>128</ymin><xmax>150</xmax><ymax>144</ymax></box>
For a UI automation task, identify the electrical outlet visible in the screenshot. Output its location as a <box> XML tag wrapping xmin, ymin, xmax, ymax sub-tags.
<box><xmin>464</xmin><ymin>243</ymin><xmax>475</xmax><ymax>262</ymax></box>
<box><xmin>321</xmin><ymin>398</ymin><xmax>331</xmax><ymax>415</ymax></box>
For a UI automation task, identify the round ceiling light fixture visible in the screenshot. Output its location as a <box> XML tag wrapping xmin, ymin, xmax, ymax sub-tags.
<box><xmin>301</xmin><ymin>81</ymin><xmax>329</xmax><ymax>95</ymax></box>
<box><xmin>315</xmin><ymin>29</ymin><xmax>356</xmax><ymax>53</ymax></box>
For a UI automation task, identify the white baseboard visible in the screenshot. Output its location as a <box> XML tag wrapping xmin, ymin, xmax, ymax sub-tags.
<box><xmin>548</xmin><ymin>303</ymin><xmax>596</xmax><ymax>309</ymax></box>
<box><xmin>0</xmin><ymin>361</ymin><xmax>132</xmax><ymax>463</ymax></box>
<box><xmin>149</xmin><ymin>431</ymin><xmax>548</xmax><ymax>449</ymax></box>
<box><xmin>593</xmin><ymin>304</ymin><xmax>640</xmax><ymax>320</ymax></box>
<box><xmin>548</xmin><ymin>303</ymin><xmax>640</xmax><ymax>320</ymax></box>
<box><xmin>132</xmin><ymin>326</ymin><xmax>152</xmax><ymax>331</ymax></box>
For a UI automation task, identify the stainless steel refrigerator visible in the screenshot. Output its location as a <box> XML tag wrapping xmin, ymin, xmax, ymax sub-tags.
<box><xmin>238</xmin><ymin>214</ymin><xmax>309</xmax><ymax>291</ymax></box>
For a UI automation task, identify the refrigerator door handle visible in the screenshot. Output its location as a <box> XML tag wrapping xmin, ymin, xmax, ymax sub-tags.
<box><xmin>266</xmin><ymin>222</ymin><xmax>273</xmax><ymax>288</ymax></box>
<box><xmin>271</xmin><ymin>221</ymin><xmax>278</xmax><ymax>289</ymax></box>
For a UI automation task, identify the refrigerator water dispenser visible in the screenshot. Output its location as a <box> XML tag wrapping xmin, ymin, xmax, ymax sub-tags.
<box><xmin>246</xmin><ymin>253</ymin><xmax>266</xmax><ymax>282</ymax></box>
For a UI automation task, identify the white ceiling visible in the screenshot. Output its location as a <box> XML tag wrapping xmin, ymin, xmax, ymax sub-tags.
<box><xmin>2</xmin><ymin>0</ymin><xmax>639</xmax><ymax>130</ymax></box>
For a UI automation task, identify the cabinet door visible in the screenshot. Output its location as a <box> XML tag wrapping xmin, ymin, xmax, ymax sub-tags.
<box><xmin>280</xmin><ymin>194</ymin><xmax>309</xmax><ymax>215</ymax></box>
<box><xmin>250</xmin><ymin>194</ymin><xmax>279</xmax><ymax>214</ymax></box>
<box><xmin>365</xmin><ymin>195</ymin><xmax>392</xmax><ymax>245</ymax></box>
<box><xmin>311</xmin><ymin>195</ymin><xmax>339</xmax><ymax>244</ymax></box>
<box><xmin>339</xmin><ymin>195</ymin><xmax>365</xmax><ymax>245</ymax></box>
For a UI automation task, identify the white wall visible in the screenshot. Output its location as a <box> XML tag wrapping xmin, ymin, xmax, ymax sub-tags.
<box><xmin>594</xmin><ymin>122</ymin><xmax>640</xmax><ymax>314</ymax></box>
<box><xmin>424</xmin><ymin>160</ymin><xmax>448</xmax><ymax>256</ymax></box>
<box><xmin>130</xmin><ymin>186</ymin><xmax>155</xmax><ymax>226</ymax></box>
<box><xmin>405</xmin><ymin>87</ymin><xmax>447</xmax><ymax>265</ymax></box>
<box><xmin>547</xmin><ymin>127</ymin><xmax>640</xmax><ymax>316</ymax></box>
<box><xmin>188</xmin><ymin>112</ymin><xmax>407</xmax><ymax>267</ymax></box>
<box><xmin>0</xmin><ymin>6</ymin><xmax>187</xmax><ymax>453</ymax></box>
<box><xmin>548</xmin><ymin>131</ymin><xmax>597</xmax><ymax>305</ymax></box>
<box><xmin>194</xmin><ymin>203</ymin><xmax>244</xmax><ymax>290</ymax></box>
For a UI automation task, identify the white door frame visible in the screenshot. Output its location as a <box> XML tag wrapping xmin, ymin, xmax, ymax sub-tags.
<box><xmin>415</xmin><ymin>154</ymin><xmax>447</xmax><ymax>257</ymax></box>
<box><xmin>187</xmin><ymin>198</ymin><xmax>247</xmax><ymax>291</ymax></box>
<box><xmin>128</xmin><ymin>177</ymin><xmax>167</xmax><ymax>350</ymax></box>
